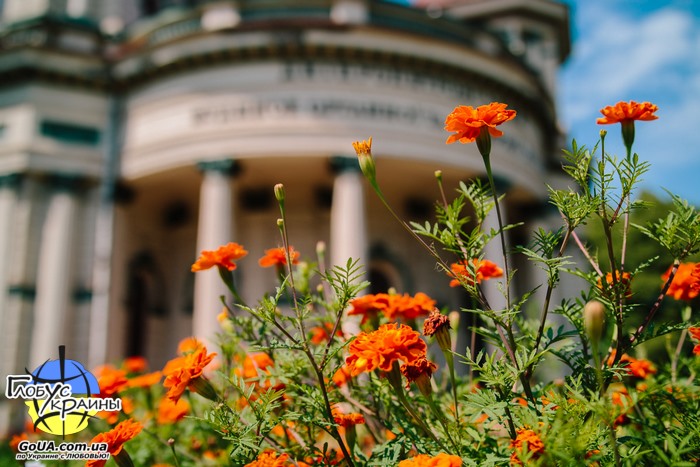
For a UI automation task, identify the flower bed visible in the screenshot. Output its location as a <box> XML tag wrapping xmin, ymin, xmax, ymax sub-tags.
<box><xmin>3</xmin><ymin>100</ymin><xmax>700</xmax><ymax>466</ymax></box>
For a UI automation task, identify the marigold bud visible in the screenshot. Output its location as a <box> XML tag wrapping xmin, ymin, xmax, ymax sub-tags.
<box><xmin>434</xmin><ymin>170</ymin><xmax>442</xmax><ymax>182</ymax></box>
<box><xmin>584</xmin><ymin>300</ymin><xmax>606</xmax><ymax>344</ymax></box>
<box><xmin>273</xmin><ymin>183</ymin><xmax>285</xmax><ymax>203</ymax></box>
<box><xmin>352</xmin><ymin>137</ymin><xmax>376</xmax><ymax>182</ymax></box>
<box><xmin>189</xmin><ymin>376</ymin><xmax>219</xmax><ymax>402</ymax></box>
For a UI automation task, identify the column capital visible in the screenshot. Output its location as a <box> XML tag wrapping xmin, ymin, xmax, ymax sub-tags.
<box><xmin>330</xmin><ymin>156</ymin><xmax>361</xmax><ymax>174</ymax></box>
<box><xmin>197</xmin><ymin>159</ymin><xmax>240</xmax><ymax>176</ymax></box>
<box><xmin>44</xmin><ymin>173</ymin><xmax>91</xmax><ymax>193</ymax></box>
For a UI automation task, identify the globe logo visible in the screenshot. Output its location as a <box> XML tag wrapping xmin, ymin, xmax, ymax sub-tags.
<box><xmin>24</xmin><ymin>346</ymin><xmax>101</xmax><ymax>436</ymax></box>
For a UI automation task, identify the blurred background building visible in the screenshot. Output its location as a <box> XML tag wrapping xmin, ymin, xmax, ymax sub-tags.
<box><xmin>0</xmin><ymin>0</ymin><xmax>570</xmax><ymax>433</ymax></box>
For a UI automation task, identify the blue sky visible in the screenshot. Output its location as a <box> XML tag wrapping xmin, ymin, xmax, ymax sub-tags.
<box><xmin>390</xmin><ymin>0</ymin><xmax>700</xmax><ymax>205</ymax></box>
<box><xmin>559</xmin><ymin>0</ymin><xmax>700</xmax><ymax>205</ymax></box>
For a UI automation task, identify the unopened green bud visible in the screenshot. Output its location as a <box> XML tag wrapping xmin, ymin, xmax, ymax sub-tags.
<box><xmin>583</xmin><ymin>300</ymin><xmax>606</xmax><ymax>344</ymax></box>
<box><xmin>434</xmin><ymin>170</ymin><xmax>442</xmax><ymax>182</ymax></box>
<box><xmin>274</xmin><ymin>183</ymin><xmax>285</xmax><ymax>203</ymax></box>
<box><xmin>276</xmin><ymin>218</ymin><xmax>284</xmax><ymax>229</ymax></box>
<box><xmin>190</xmin><ymin>376</ymin><xmax>219</xmax><ymax>402</ymax></box>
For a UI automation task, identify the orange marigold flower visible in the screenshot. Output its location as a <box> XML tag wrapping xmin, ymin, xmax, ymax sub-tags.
<box><xmin>347</xmin><ymin>293</ymin><xmax>391</xmax><ymax>324</ymax></box>
<box><xmin>97</xmin><ymin>396</ymin><xmax>134</xmax><ymax>424</ymax></box>
<box><xmin>191</xmin><ymin>242</ymin><xmax>248</xmax><ymax>272</ymax></box>
<box><xmin>692</xmin><ymin>264</ymin><xmax>700</xmax><ymax>290</ymax></box>
<box><xmin>385</xmin><ymin>292</ymin><xmax>436</xmax><ymax>321</ymax></box>
<box><xmin>163</xmin><ymin>346</ymin><xmax>217</xmax><ymax>402</ymax></box>
<box><xmin>177</xmin><ymin>336</ymin><xmax>204</xmax><ymax>354</ymax></box>
<box><xmin>244</xmin><ymin>450</ymin><xmax>292</xmax><ymax>467</ymax></box>
<box><xmin>448</xmin><ymin>259</ymin><xmax>503</xmax><ymax>287</ymax></box>
<box><xmin>348</xmin><ymin>293</ymin><xmax>435</xmax><ymax>323</ymax></box>
<box><xmin>445</xmin><ymin>102</ymin><xmax>516</xmax><ymax>144</ymax></box>
<box><xmin>597</xmin><ymin>271</ymin><xmax>632</xmax><ymax>298</ymax></box>
<box><xmin>157</xmin><ymin>395</ymin><xmax>190</xmax><ymax>424</ymax></box>
<box><xmin>398</xmin><ymin>453</ymin><xmax>463</xmax><ymax>467</ymax></box>
<box><xmin>87</xmin><ymin>419</ymin><xmax>142</xmax><ymax>467</ymax></box>
<box><xmin>596</xmin><ymin>101</ymin><xmax>658</xmax><ymax>125</ymax></box>
<box><xmin>346</xmin><ymin>323</ymin><xmax>426</xmax><ymax>376</ymax></box>
<box><xmin>688</xmin><ymin>326</ymin><xmax>700</xmax><ymax>341</ymax></box>
<box><xmin>332</xmin><ymin>365</ymin><xmax>352</xmax><ymax>387</ymax></box>
<box><xmin>310</xmin><ymin>322</ymin><xmax>343</xmax><ymax>345</ymax></box>
<box><xmin>127</xmin><ymin>371</ymin><xmax>162</xmax><ymax>388</ymax></box>
<box><xmin>510</xmin><ymin>427</ymin><xmax>545</xmax><ymax>465</ymax></box>
<box><xmin>122</xmin><ymin>356</ymin><xmax>148</xmax><ymax>373</ymax></box>
<box><xmin>662</xmin><ymin>262</ymin><xmax>700</xmax><ymax>301</ymax></box>
<box><xmin>9</xmin><ymin>433</ymin><xmax>28</xmax><ymax>453</ymax></box>
<box><xmin>332</xmin><ymin>405</ymin><xmax>366</xmax><ymax>428</ymax></box>
<box><xmin>619</xmin><ymin>354</ymin><xmax>656</xmax><ymax>379</ymax></box>
<box><xmin>610</xmin><ymin>385</ymin><xmax>632</xmax><ymax>427</ymax></box>
<box><xmin>235</xmin><ymin>352</ymin><xmax>275</xmax><ymax>380</ymax></box>
<box><xmin>258</xmin><ymin>246</ymin><xmax>300</xmax><ymax>268</ymax></box>
<box><xmin>94</xmin><ymin>365</ymin><xmax>128</xmax><ymax>397</ymax></box>
<box><xmin>688</xmin><ymin>327</ymin><xmax>700</xmax><ymax>356</ymax></box>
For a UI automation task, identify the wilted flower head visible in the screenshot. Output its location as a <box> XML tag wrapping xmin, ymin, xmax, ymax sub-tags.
<box><xmin>423</xmin><ymin>309</ymin><xmax>452</xmax><ymax>354</ymax></box>
<box><xmin>191</xmin><ymin>242</ymin><xmax>248</xmax><ymax>272</ymax></box>
<box><xmin>400</xmin><ymin>356</ymin><xmax>437</xmax><ymax>396</ymax></box>
<box><xmin>346</xmin><ymin>323</ymin><xmax>426</xmax><ymax>376</ymax></box>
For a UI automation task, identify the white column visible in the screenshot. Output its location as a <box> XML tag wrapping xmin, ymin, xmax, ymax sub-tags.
<box><xmin>30</xmin><ymin>176</ymin><xmax>80</xmax><ymax>367</ymax></box>
<box><xmin>193</xmin><ymin>160</ymin><xmax>236</xmax><ymax>346</ymax></box>
<box><xmin>330</xmin><ymin>157</ymin><xmax>368</xmax><ymax>274</ymax></box>
<box><xmin>0</xmin><ymin>175</ymin><xmax>20</xmax><ymax>331</ymax></box>
<box><xmin>330</xmin><ymin>157</ymin><xmax>367</xmax><ymax>337</ymax></box>
<box><xmin>481</xmin><ymin>202</ymin><xmax>510</xmax><ymax>312</ymax></box>
<box><xmin>0</xmin><ymin>175</ymin><xmax>39</xmax><ymax>437</ymax></box>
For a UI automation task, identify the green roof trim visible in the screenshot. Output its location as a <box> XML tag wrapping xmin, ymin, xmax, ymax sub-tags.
<box><xmin>40</xmin><ymin>120</ymin><xmax>100</xmax><ymax>146</ymax></box>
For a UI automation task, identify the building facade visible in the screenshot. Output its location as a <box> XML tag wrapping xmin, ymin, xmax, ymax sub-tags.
<box><xmin>0</xmin><ymin>0</ymin><xmax>571</xmax><ymax>434</ymax></box>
